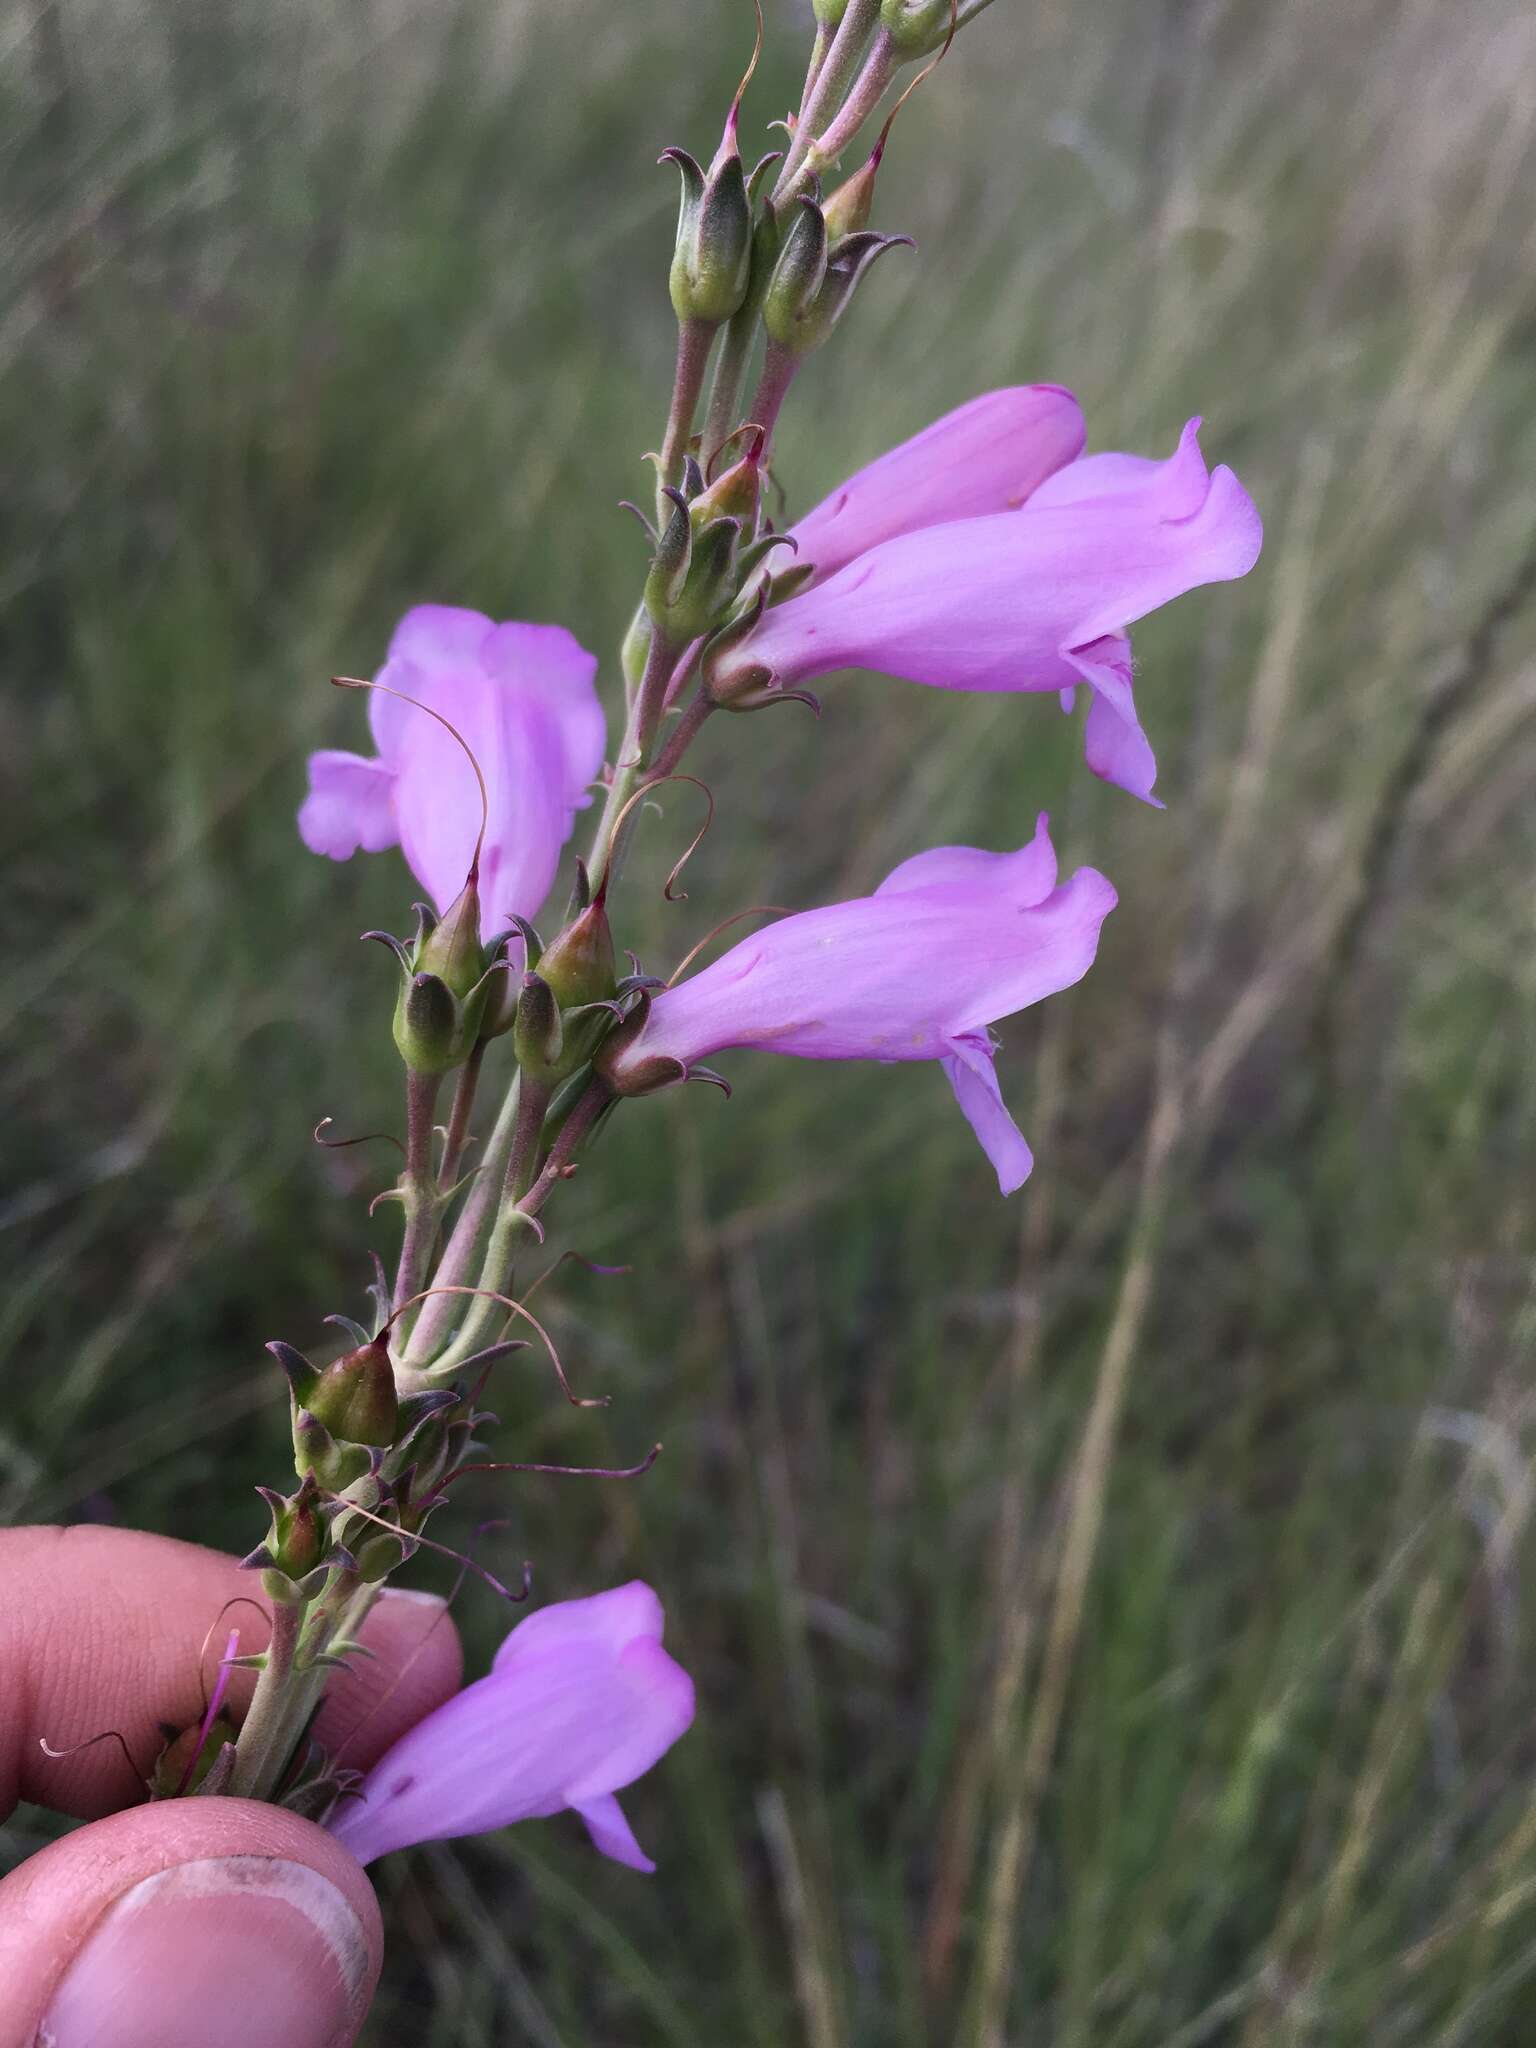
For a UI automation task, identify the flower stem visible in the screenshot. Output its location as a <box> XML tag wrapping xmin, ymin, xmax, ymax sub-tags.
<box><xmin>429</xmin><ymin>1076</ymin><xmax>551</xmax><ymax>1372</ymax></box>
<box><xmin>795</xmin><ymin>30</ymin><xmax>898</xmax><ymax>190</ymax></box>
<box><xmin>799</xmin><ymin>21</ymin><xmax>833</xmax><ymax>115</ymax></box>
<box><xmin>227</xmin><ymin>1594</ymin><xmax>306</xmax><ymax>1800</ymax></box>
<box><xmin>656</xmin><ymin>317</ymin><xmax>715</xmax><ymax>524</ymax></box>
<box><xmin>703</xmin><ymin>279</ymin><xmax>769</xmax><ymax>461</ymax></box>
<box><xmin>229</xmin><ymin>1568</ymin><xmax>381</xmax><ymax>1804</ymax></box>
<box><xmin>773</xmin><ymin>0</ymin><xmax>880</xmax><ymax>202</ymax></box>
<box><xmin>649</xmin><ymin>688</ymin><xmax>716</xmax><ymax>783</ymax></box>
<box><xmin>748</xmin><ymin>341</ymin><xmax>802</xmax><ymax>456</ymax></box>
<box><xmin>429</xmin><ymin>1079</ymin><xmax>608</xmax><ymax>1376</ymax></box>
<box><xmin>438</xmin><ymin>1039</ymin><xmax>486</xmax><ymax>1192</ymax></box>
<box><xmin>402</xmin><ymin>1072</ymin><xmax>522</xmax><ymax>1365</ymax></box>
<box><xmin>586</xmin><ymin>626</ymin><xmax>681</xmax><ymax>895</ymax></box>
<box><xmin>392</xmin><ymin>1068</ymin><xmax>444</xmax><ymax>1320</ymax></box>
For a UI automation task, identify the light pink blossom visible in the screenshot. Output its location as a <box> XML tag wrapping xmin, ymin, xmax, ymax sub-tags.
<box><xmin>299</xmin><ymin>605</ymin><xmax>604</xmax><ymax>932</ymax></box>
<box><xmin>785</xmin><ymin>384</ymin><xmax>1086</xmax><ymax>586</ymax></box>
<box><xmin>601</xmin><ymin>816</ymin><xmax>1114</xmax><ymax>1194</ymax></box>
<box><xmin>723</xmin><ymin>405</ymin><xmax>1262</xmax><ymax>804</ymax></box>
<box><xmin>327</xmin><ymin>1582</ymin><xmax>694</xmax><ymax>1871</ymax></box>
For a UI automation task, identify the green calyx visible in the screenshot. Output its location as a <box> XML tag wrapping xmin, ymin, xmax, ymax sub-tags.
<box><xmin>271</xmin><ymin>1334</ymin><xmax>400</xmax><ymax>1491</ymax></box>
<box><xmin>645</xmin><ymin>453</ymin><xmax>772</xmax><ymax>645</ymax></box>
<box><xmin>373</xmin><ymin>880</ymin><xmax>508</xmax><ymax>1075</ymax></box>
<box><xmin>151</xmin><ymin>1712</ymin><xmax>241</xmax><ymax>1799</ymax></box>
<box><xmin>764</xmin><ymin>194</ymin><xmax>912</xmax><ymax>360</ymax></box>
<box><xmin>880</xmin><ymin>0</ymin><xmax>957</xmax><ymax>58</ymax></box>
<box><xmin>306</xmin><ymin>1337</ymin><xmax>399</xmax><ymax>1447</ymax></box>
<box><xmin>536</xmin><ymin>896</ymin><xmax>617</xmax><ymax>1010</ymax></box>
<box><xmin>513</xmin><ymin>969</ymin><xmax>620</xmax><ymax>1086</ymax></box>
<box><xmin>259</xmin><ymin>1474</ymin><xmax>326</xmax><ymax>1579</ymax></box>
<box><xmin>664</xmin><ymin>127</ymin><xmax>753</xmax><ymax>327</ymax></box>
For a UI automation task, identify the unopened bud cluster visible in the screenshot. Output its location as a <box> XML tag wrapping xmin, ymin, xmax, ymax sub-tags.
<box><xmin>259</xmin><ymin>1329</ymin><xmax>477</xmax><ymax>1594</ymax></box>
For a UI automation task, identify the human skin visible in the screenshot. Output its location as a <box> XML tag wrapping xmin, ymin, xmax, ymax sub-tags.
<box><xmin>0</xmin><ymin>1526</ymin><xmax>462</xmax><ymax>2048</ymax></box>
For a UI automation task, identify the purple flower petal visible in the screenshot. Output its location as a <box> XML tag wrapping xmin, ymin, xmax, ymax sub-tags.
<box><xmin>874</xmin><ymin>811</ymin><xmax>1058</xmax><ymax>906</ymax></box>
<box><xmin>605</xmin><ymin>823</ymin><xmax>1115</xmax><ymax>1189</ymax></box>
<box><xmin>298</xmin><ymin>749</ymin><xmax>399</xmax><ymax>860</ymax></box>
<box><xmin>328</xmin><ymin>1583</ymin><xmax>693</xmax><ymax>1870</ymax></box>
<box><xmin>299</xmin><ymin>605</ymin><xmax>604</xmax><ymax>932</ymax></box>
<box><xmin>492</xmin><ymin>1579</ymin><xmax>664</xmax><ymax>1671</ymax></box>
<box><xmin>942</xmin><ymin>1033</ymin><xmax>1034</xmax><ymax>1195</ymax></box>
<box><xmin>574</xmin><ymin>1792</ymin><xmax>655</xmax><ymax>1873</ymax></box>
<box><xmin>720</xmin><ymin>420</ymin><xmax>1260</xmax><ymax>806</ymax></box>
<box><xmin>787</xmin><ymin>386</ymin><xmax>1085</xmax><ymax>587</ymax></box>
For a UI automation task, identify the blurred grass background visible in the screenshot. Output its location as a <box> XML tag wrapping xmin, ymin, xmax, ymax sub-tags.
<box><xmin>4</xmin><ymin>0</ymin><xmax>1536</xmax><ymax>2039</ymax></box>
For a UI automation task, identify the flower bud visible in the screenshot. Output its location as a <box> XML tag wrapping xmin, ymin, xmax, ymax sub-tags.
<box><xmin>765</xmin><ymin>212</ymin><xmax>913</xmax><ymax>363</ymax></box>
<box><xmin>691</xmin><ymin>429</ymin><xmax>766</xmax><ymax>533</ymax></box>
<box><xmin>763</xmin><ymin>198</ymin><xmax>829</xmax><ymax>347</ymax></box>
<box><xmin>307</xmin><ymin>1336</ymin><xmax>399</xmax><ymax>1448</ymax></box>
<box><xmin>513</xmin><ymin>971</ymin><xmax>564</xmax><ymax>1077</ymax></box>
<box><xmin>413</xmin><ymin>872</ymin><xmax>484</xmax><ymax>1001</ymax></box>
<box><xmin>393</xmin><ymin>970</ymin><xmax>462</xmax><ymax>1075</ymax></box>
<box><xmin>292</xmin><ymin>1409</ymin><xmax>372</xmax><ymax>1489</ymax></box>
<box><xmin>822</xmin><ymin>148</ymin><xmax>881</xmax><ymax>241</ymax></box>
<box><xmin>814</xmin><ymin>0</ymin><xmax>853</xmax><ymax>21</ymax></box>
<box><xmin>537</xmin><ymin>898</ymin><xmax>617</xmax><ymax>1010</ymax></box>
<box><xmin>373</xmin><ymin>885</ymin><xmax>505</xmax><ymax>1075</ymax></box>
<box><xmin>663</xmin><ymin>118</ymin><xmax>753</xmax><ymax>327</ymax></box>
<box><xmin>355</xmin><ymin>1532</ymin><xmax>404</xmax><ymax>1583</ymax></box>
<box><xmin>880</xmin><ymin>0</ymin><xmax>954</xmax><ymax>58</ymax></box>
<box><xmin>262</xmin><ymin>1475</ymin><xmax>326</xmax><ymax>1579</ymax></box>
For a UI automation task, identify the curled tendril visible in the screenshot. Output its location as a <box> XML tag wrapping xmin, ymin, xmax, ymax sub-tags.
<box><xmin>522</xmin><ymin>1249</ymin><xmax>633</xmax><ymax>1305</ymax></box>
<box><xmin>608</xmin><ymin>772</ymin><xmax>716</xmax><ymax>902</ymax></box>
<box><xmin>387</xmin><ymin>1284</ymin><xmax>609</xmax><ymax>1408</ymax></box>
<box><xmin>332</xmin><ymin>674</ymin><xmax>489</xmax><ymax>874</ymax></box>
<box><xmin>667</xmin><ymin>904</ymin><xmax>791</xmax><ymax>987</ymax></box>
<box><xmin>314</xmin><ymin>1117</ymin><xmax>406</xmax><ymax>1159</ymax></box>
<box><xmin>444</xmin><ymin>1443</ymin><xmax>664</xmax><ymax>1487</ymax></box>
<box><xmin>319</xmin><ymin>1493</ymin><xmax>532</xmax><ymax>1605</ymax></box>
<box><xmin>705</xmin><ymin>419</ymin><xmax>765</xmax><ymax>483</ymax></box>
<box><xmin>877</xmin><ymin>1</ymin><xmax>959</xmax><ymax>152</ymax></box>
<box><xmin>195</xmin><ymin>1597</ymin><xmax>273</xmax><ymax>1713</ymax></box>
<box><xmin>38</xmin><ymin>1727</ymin><xmax>143</xmax><ymax>1785</ymax></box>
<box><xmin>730</xmin><ymin>0</ymin><xmax>766</xmax><ymax>128</ymax></box>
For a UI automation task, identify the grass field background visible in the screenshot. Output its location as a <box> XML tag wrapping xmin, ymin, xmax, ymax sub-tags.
<box><xmin>5</xmin><ymin>0</ymin><xmax>1536</xmax><ymax>2040</ymax></box>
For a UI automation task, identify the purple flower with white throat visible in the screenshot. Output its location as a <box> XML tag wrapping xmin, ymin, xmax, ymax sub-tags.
<box><xmin>299</xmin><ymin>605</ymin><xmax>605</xmax><ymax>935</ymax></box>
<box><xmin>327</xmin><ymin>1582</ymin><xmax>694</xmax><ymax>1871</ymax></box>
<box><xmin>716</xmin><ymin>394</ymin><xmax>1262</xmax><ymax>805</ymax></box>
<box><xmin>599</xmin><ymin>816</ymin><xmax>1114</xmax><ymax>1195</ymax></box>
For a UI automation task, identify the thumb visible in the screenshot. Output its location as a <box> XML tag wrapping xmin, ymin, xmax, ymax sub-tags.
<box><xmin>0</xmin><ymin>1798</ymin><xmax>380</xmax><ymax>2048</ymax></box>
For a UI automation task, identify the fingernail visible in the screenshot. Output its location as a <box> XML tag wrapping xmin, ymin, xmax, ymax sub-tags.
<box><xmin>40</xmin><ymin>1857</ymin><xmax>371</xmax><ymax>2048</ymax></box>
<box><xmin>378</xmin><ymin>1586</ymin><xmax>449</xmax><ymax>1611</ymax></box>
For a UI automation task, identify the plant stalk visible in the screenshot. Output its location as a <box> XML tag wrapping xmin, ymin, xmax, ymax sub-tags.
<box><xmin>392</xmin><ymin>1068</ymin><xmax>444</xmax><ymax>1320</ymax></box>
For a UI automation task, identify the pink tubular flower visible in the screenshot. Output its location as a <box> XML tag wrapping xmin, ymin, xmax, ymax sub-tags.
<box><xmin>600</xmin><ymin>816</ymin><xmax>1114</xmax><ymax>1195</ymax></box>
<box><xmin>327</xmin><ymin>1583</ymin><xmax>694</xmax><ymax>1871</ymax></box>
<box><xmin>785</xmin><ymin>384</ymin><xmax>1087</xmax><ymax>585</ymax></box>
<box><xmin>299</xmin><ymin>605</ymin><xmax>605</xmax><ymax>934</ymax></box>
<box><xmin>720</xmin><ymin>398</ymin><xmax>1262</xmax><ymax>804</ymax></box>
